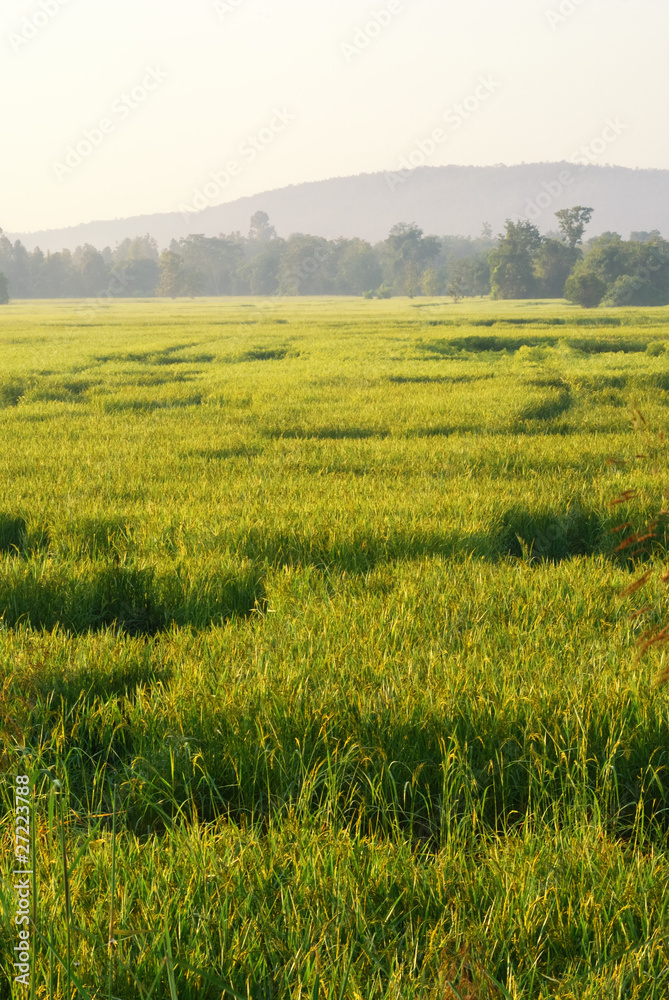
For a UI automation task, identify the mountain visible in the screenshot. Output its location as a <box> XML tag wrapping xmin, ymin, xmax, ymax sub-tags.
<box><xmin>7</xmin><ymin>163</ymin><xmax>669</xmax><ymax>251</ymax></box>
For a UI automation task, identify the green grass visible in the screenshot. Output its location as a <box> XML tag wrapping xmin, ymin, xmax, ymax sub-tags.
<box><xmin>1</xmin><ymin>296</ymin><xmax>669</xmax><ymax>998</ymax></box>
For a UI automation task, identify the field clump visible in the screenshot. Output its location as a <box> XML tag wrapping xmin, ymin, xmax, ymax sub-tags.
<box><xmin>1</xmin><ymin>297</ymin><xmax>669</xmax><ymax>998</ymax></box>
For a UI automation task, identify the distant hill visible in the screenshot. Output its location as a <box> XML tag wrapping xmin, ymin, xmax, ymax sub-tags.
<box><xmin>7</xmin><ymin>163</ymin><xmax>669</xmax><ymax>251</ymax></box>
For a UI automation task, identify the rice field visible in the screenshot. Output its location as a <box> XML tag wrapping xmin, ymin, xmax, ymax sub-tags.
<box><xmin>1</xmin><ymin>296</ymin><xmax>669</xmax><ymax>999</ymax></box>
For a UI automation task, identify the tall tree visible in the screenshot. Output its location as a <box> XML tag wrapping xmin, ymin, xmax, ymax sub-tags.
<box><xmin>534</xmin><ymin>239</ymin><xmax>578</xmax><ymax>298</ymax></box>
<box><xmin>0</xmin><ymin>272</ymin><xmax>8</xmax><ymax>304</ymax></box>
<box><xmin>335</xmin><ymin>238</ymin><xmax>383</xmax><ymax>294</ymax></box>
<box><xmin>604</xmin><ymin>237</ymin><xmax>669</xmax><ymax>306</ymax></box>
<box><xmin>630</xmin><ymin>231</ymin><xmax>662</xmax><ymax>243</ymax></box>
<box><xmin>576</xmin><ymin>232</ymin><xmax>634</xmax><ymax>286</ymax></box>
<box><xmin>113</xmin><ymin>234</ymin><xmax>160</xmax><ymax>263</ymax></box>
<box><xmin>383</xmin><ymin>223</ymin><xmax>440</xmax><ymax>296</ymax></box>
<box><xmin>73</xmin><ymin>244</ymin><xmax>110</xmax><ymax>297</ymax></box>
<box><xmin>29</xmin><ymin>248</ymin><xmax>48</xmax><ymax>297</ymax></box>
<box><xmin>8</xmin><ymin>240</ymin><xmax>32</xmax><ymax>297</ymax></box>
<box><xmin>118</xmin><ymin>258</ymin><xmax>160</xmax><ymax>297</ymax></box>
<box><xmin>489</xmin><ymin>220</ymin><xmax>542</xmax><ymax>299</ymax></box>
<box><xmin>44</xmin><ymin>250</ymin><xmax>79</xmax><ymax>297</ymax></box>
<box><xmin>278</xmin><ymin>234</ymin><xmax>335</xmax><ymax>294</ymax></box>
<box><xmin>248</xmin><ymin>211</ymin><xmax>277</xmax><ymax>243</ymax></box>
<box><xmin>449</xmin><ymin>252</ymin><xmax>492</xmax><ymax>297</ymax></box>
<box><xmin>421</xmin><ymin>267</ymin><xmax>445</xmax><ymax>296</ymax></box>
<box><xmin>243</xmin><ymin>238</ymin><xmax>285</xmax><ymax>294</ymax></box>
<box><xmin>157</xmin><ymin>250</ymin><xmax>185</xmax><ymax>298</ymax></box>
<box><xmin>178</xmin><ymin>234</ymin><xmax>244</xmax><ymax>295</ymax></box>
<box><xmin>554</xmin><ymin>206</ymin><xmax>594</xmax><ymax>249</ymax></box>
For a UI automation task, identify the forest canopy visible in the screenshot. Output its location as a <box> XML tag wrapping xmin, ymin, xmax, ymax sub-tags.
<box><xmin>1</xmin><ymin>210</ymin><xmax>667</xmax><ymax>307</ymax></box>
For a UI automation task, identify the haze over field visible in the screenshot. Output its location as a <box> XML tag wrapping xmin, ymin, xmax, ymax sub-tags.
<box><xmin>2</xmin><ymin>0</ymin><xmax>667</xmax><ymax>238</ymax></box>
<box><xmin>7</xmin><ymin>163</ymin><xmax>669</xmax><ymax>252</ymax></box>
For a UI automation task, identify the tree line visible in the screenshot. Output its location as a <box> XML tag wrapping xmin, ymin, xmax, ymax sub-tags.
<box><xmin>489</xmin><ymin>208</ymin><xmax>669</xmax><ymax>307</ymax></box>
<box><xmin>0</xmin><ymin>209</ymin><xmax>667</xmax><ymax>307</ymax></box>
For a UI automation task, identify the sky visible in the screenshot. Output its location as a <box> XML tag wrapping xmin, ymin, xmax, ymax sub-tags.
<box><xmin>1</xmin><ymin>0</ymin><xmax>666</xmax><ymax>233</ymax></box>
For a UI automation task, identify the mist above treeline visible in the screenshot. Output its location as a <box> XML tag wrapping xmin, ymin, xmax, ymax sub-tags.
<box><xmin>0</xmin><ymin>209</ymin><xmax>667</xmax><ymax>308</ymax></box>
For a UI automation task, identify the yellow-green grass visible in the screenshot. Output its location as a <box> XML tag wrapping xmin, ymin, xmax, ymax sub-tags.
<box><xmin>1</xmin><ymin>297</ymin><xmax>669</xmax><ymax>998</ymax></box>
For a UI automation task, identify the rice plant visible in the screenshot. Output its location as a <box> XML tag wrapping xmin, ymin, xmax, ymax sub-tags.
<box><xmin>1</xmin><ymin>296</ymin><xmax>669</xmax><ymax>998</ymax></box>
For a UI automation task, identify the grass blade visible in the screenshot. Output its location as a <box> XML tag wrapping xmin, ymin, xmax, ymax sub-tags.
<box><xmin>163</xmin><ymin>918</ymin><xmax>179</xmax><ymax>1000</ymax></box>
<box><xmin>108</xmin><ymin>784</ymin><xmax>117</xmax><ymax>1000</ymax></box>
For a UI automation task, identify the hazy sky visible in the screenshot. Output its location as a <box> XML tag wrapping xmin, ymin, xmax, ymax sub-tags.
<box><xmin>2</xmin><ymin>0</ymin><xmax>665</xmax><ymax>233</ymax></box>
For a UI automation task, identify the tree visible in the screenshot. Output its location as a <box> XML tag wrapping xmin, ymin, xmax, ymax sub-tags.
<box><xmin>577</xmin><ymin>232</ymin><xmax>632</xmax><ymax>286</ymax></box>
<box><xmin>445</xmin><ymin>252</ymin><xmax>492</xmax><ymax>298</ymax></box>
<box><xmin>0</xmin><ymin>272</ymin><xmax>8</xmax><ymax>304</ymax></box>
<box><xmin>43</xmin><ymin>250</ymin><xmax>78</xmax><ymax>297</ymax></box>
<box><xmin>248</xmin><ymin>211</ymin><xmax>277</xmax><ymax>243</ymax></box>
<box><xmin>564</xmin><ymin>265</ymin><xmax>607</xmax><ymax>308</ymax></box>
<box><xmin>3</xmin><ymin>239</ymin><xmax>32</xmax><ymax>297</ymax></box>
<box><xmin>157</xmin><ymin>250</ymin><xmax>185</xmax><ymax>298</ymax></box>
<box><xmin>383</xmin><ymin>223</ymin><xmax>440</xmax><ymax>295</ymax></box>
<box><xmin>602</xmin><ymin>238</ymin><xmax>669</xmax><ymax>306</ymax></box>
<box><xmin>182</xmin><ymin>267</ymin><xmax>205</xmax><ymax>298</ymax></box>
<box><xmin>630</xmin><ymin>231</ymin><xmax>662</xmax><ymax>243</ymax></box>
<box><xmin>422</xmin><ymin>267</ymin><xmax>445</xmax><ymax>296</ymax></box>
<box><xmin>178</xmin><ymin>234</ymin><xmax>245</xmax><ymax>295</ymax></box>
<box><xmin>29</xmin><ymin>248</ymin><xmax>48</xmax><ymax>297</ymax></box>
<box><xmin>534</xmin><ymin>239</ymin><xmax>578</xmax><ymax>298</ymax></box>
<box><xmin>278</xmin><ymin>235</ymin><xmax>335</xmax><ymax>295</ymax></box>
<box><xmin>73</xmin><ymin>244</ymin><xmax>110</xmax><ymax>297</ymax></box>
<box><xmin>115</xmin><ymin>234</ymin><xmax>159</xmax><ymax>262</ymax></box>
<box><xmin>447</xmin><ymin>273</ymin><xmax>463</xmax><ymax>302</ymax></box>
<box><xmin>335</xmin><ymin>238</ymin><xmax>383</xmax><ymax>294</ymax></box>
<box><xmin>554</xmin><ymin>206</ymin><xmax>593</xmax><ymax>249</ymax></box>
<box><xmin>243</xmin><ymin>238</ymin><xmax>285</xmax><ymax>294</ymax></box>
<box><xmin>108</xmin><ymin>236</ymin><xmax>160</xmax><ymax>296</ymax></box>
<box><xmin>117</xmin><ymin>257</ymin><xmax>160</xmax><ymax>297</ymax></box>
<box><xmin>564</xmin><ymin>233</ymin><xmax>669</xmax><ymax>308</ymax></box>
<box><xmin>489</xmin><ymin>220</ymin><xmax>542</xmax><ymax>299</ymax></box>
